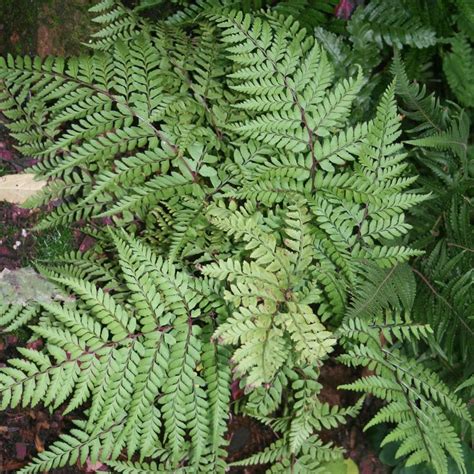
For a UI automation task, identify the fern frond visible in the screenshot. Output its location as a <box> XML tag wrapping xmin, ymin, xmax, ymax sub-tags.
<box><xmin>349</xmin><ymin>0</ymin><xmax>437</xmax><ymax>49</ymax></box>
<box><xmin>391</xmin><ymin>53</ymin><xmax>448</xmax><ymax>135</ymax></box>
<box><xmin>347</xmin><ymin>262</ymin><xmax>416</xmax><ymax>320</ymax></box>
<box><xmin>0</xmin><ymin>304</ymin><xmax>41</xmax><ymax>333</ymax></box>
<box><xmin>340</xmin><ymin>321</ymin><xmax>471</xmax><ymax>474</ymax></box>
<box><xmin>88</xmin><ymin>0</ymin><xmax>146</xmax><ymax>50</ymax></box>
<box><xmin>203</xmin><ymin>204</ymin><xmax>336</xmax><ymax>387</ymax></box>
<box><xmin>0</xmin><ymin>236</ymin><xmax>232</xmax><ymax>470</ymax></box>
<box><xmin>18</xmin><ymin>421</ymin><xmax>124</xmax><ymax>474</ymax></box>
<box><xmin>406</xmin><ymin>110</ymin><xmax>469</xmax><ymax>164</ymax></box>
<box><xmin>443</xmin><ymin>33</ymin><xmax>474</xmax><ymax>107</ymax></box>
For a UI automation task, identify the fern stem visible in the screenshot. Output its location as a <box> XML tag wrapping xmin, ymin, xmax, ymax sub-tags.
<box><xmin>411</xmin><ymin>267</ymin><xmax>474</xmax><ymax>336</ymax></box>
<box><xmin>446</xmin><ymin>242</ymin><xmax>474</xmax><ymax>253</ymax></box>
<box><xmin>350</xmin><ymin>265</ymin><xmax>397</xmax><ymax>318</ymax></box>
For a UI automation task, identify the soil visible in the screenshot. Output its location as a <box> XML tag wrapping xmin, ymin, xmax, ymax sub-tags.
<box><xmin>0</xmin><ymin>0</ymin><xmax>95</xmax><ymax>57</ymax></box>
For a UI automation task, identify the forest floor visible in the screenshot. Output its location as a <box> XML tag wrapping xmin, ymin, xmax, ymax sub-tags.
<box><xmin>0</xmin><ymin>2</ymin><xmax>389</xmax><ymax>472</ymax></box>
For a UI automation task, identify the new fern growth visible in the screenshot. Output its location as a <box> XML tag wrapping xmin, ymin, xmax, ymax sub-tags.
<box><xmin>0</xmin><ymin>1</ymin><xmax>471</xmax><ymax>473</ymax></box>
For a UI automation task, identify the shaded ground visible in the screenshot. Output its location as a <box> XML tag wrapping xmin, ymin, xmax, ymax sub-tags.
<box><xmin>0</xmin><ymin>1</ymin><xmax>93</xmax><ymax>463</ymax></box>
<box><xmin>0</xmin><ymin>0</ymin><xmax>94</xmax><ymax>57</ymax></box>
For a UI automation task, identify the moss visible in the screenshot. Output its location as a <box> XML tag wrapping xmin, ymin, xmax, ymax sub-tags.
<box><xmin>35</xmin><ymin>225</ymin><xmax>74</xmax><ymax>261</ymax></box>
<box><xmin>0</xmin><ymin>221</ymin><xmax>17</xmax><ymax>240</ymax></box>
<box><xmin>37</xmin><ymin>0</ymin><xmax>95</xmax><ymax>57</ymax></box>
<box><xmin>0</xmin><ymin>205</ymin><xmax>74</xmax><ymax>267</ymax></box>
<box><xmin>0</xmin><ymin>0</ymin><xmax>94</xmax><ymax>56</ymax></box>
<box><xmin>9</xmin><ymin>326</ymin><xmax>31</xmax><ymax>344</ymax></box>
<box><xmin>0</xmin><ymin>0</ymin><xmax>43</xmax><ymax>55</ymax></box>
<box><xmin>0</xmin><ymin>204</ymin><xmax>19</xmax><ymax>238</ymax></box>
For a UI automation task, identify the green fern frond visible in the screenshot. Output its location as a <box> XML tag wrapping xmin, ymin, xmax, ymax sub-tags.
<box><xmin>347</xmin><ymin>262</ymin><xmax>416</xmax><ymax>320</ymax></box>
<box><xmin>406</xmin><ymin>110</ymin><xmax>469</xmax><ymax>164</ymax></box>
<box><xmin>391</xmin><ymin>53</ymin><xmax>448</xmax><ymax>136</ymax></box>
<box><xmin>88</xmin><ymin>0</ymin><xmax>146</xmax><ymax>50</ymax></box>
<box><xmin>413</xmin><ymin>237</ymin><xmax>474</xmax><ymax>365</ymax></box>
<box><xmin>339</xmin><ymin>320</ymin><xmax>471</xmax><ymax>474</ymax></box>
<box><xmin>104</xmin><ymin>459</ymin><xmax>162</xmax><ymax>473</ymax></box>
<box><xmin>0</xmin><ymin>236</ymin><xmax>233</xmax><ymax>470</ymax></box>
<box><xmin>203</xmin><ymin>204</ymin><xmax>336</xmax><ymax>387</ymax></box>
<box><xmin>0</xmin><ymin>304</ymin><xmax>41</xmax><ymax>333</ymax></box>
<box><xmin>349</xmin><ymin>0</ymin><xmax>437</xmax><ymax>49</ymax></box>
<box><xmin>273</xmin><ymin>0</ymin><xmax>339</xmax><ymax>30</ymax></box>
<box><xmin>443</xmin><ymin>33</ymin><xmax>474</xmax><ymax>107</ymax></box>
<box><xmin>17</xmin><ymin>421</ymin><xmax>125</xmax><ymax>474</ymax></box>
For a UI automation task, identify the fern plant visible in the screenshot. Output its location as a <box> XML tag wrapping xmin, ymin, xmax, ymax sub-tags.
<box><xmin>349</xmin><ymin>0</ymin><xmax>437</xmax><ymax>49</ymax></box>
<box><xmin>391</xmin><ymin>54</ymin><xmax>474</xmax><ymax>373</ymax></box>
<box><xmin>0</xmin><ymin>1</ymin><xmax>472</xmax><ymax>473</ymax></box>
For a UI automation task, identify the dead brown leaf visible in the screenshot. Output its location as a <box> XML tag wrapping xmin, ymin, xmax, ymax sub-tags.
<box><xmin>0</xmin><ymin>174</ymin><xmax>46</xmax><ymax>204</ymax></box>
<box><xmin>34</xmin><ymin>432</ymin><xmax>45</xmax><ymax>453</ymax></box>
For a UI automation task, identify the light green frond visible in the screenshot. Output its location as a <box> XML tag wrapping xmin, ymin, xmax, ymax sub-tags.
<box><xmin>17</xmin><ymin>422</ymin><xmax>124</xmax><ymax>474</ymax></box>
